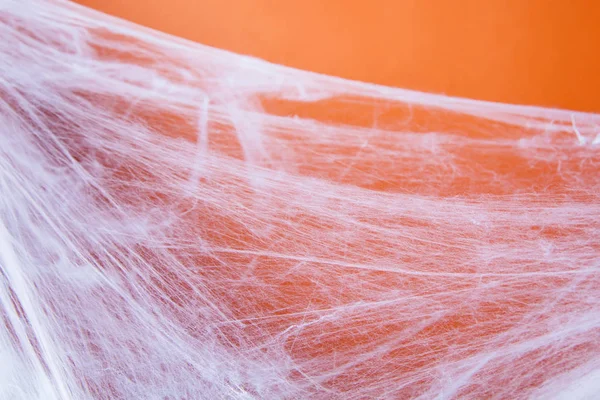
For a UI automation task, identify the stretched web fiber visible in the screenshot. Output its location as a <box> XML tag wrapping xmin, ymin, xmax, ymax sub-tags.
<box><xmin>1</xmin><ymin>1</ymin><xmax>600</xmax><ymax>399</ymax></box>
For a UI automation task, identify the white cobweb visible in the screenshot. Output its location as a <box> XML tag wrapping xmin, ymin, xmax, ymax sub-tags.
<box><xmin>1</xmin><ymin>0</ymin><xmax>600</xmax><ymax>398</ymax></box>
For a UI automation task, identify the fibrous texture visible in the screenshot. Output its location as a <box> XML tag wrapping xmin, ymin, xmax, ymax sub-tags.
<box><xmin>1</xmin><ymin>1</ymin><xmax>600</xmax><ymax>399</ymax></box>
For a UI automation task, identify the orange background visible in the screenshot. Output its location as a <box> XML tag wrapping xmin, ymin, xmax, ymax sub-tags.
<box><xmin>75</xmin><ymin>0</ymin><xmax>600</xmax><ymax>113</ymax></box>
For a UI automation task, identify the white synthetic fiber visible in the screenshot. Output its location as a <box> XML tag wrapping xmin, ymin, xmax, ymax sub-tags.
<box><xmin>1</xmin><ymin>0</ymin><xmax>600</xmax><ymax>399</ymax></box>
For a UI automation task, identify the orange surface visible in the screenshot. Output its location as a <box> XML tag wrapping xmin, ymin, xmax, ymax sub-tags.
<box><xmin>76</xmin><ymin>0</ymin><xmax>600</xmax><ymax>112</ymax></box>
<box><xmin>8</xmin><ymin>2</ymin><xmax>596</xmax><ymax>397</ymax></box>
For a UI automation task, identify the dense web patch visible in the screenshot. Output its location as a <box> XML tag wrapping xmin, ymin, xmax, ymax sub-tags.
<box><xmin>1</xmin><ymin>1</ymin><xmax>600</xmax><ymax>399</ymax></box>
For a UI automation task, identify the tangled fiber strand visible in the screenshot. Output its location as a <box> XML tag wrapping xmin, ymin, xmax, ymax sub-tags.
<box><xmin>1</xmin><ymin>0</ymin><xmax>600</xmax><ymax>398</ymax></box>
